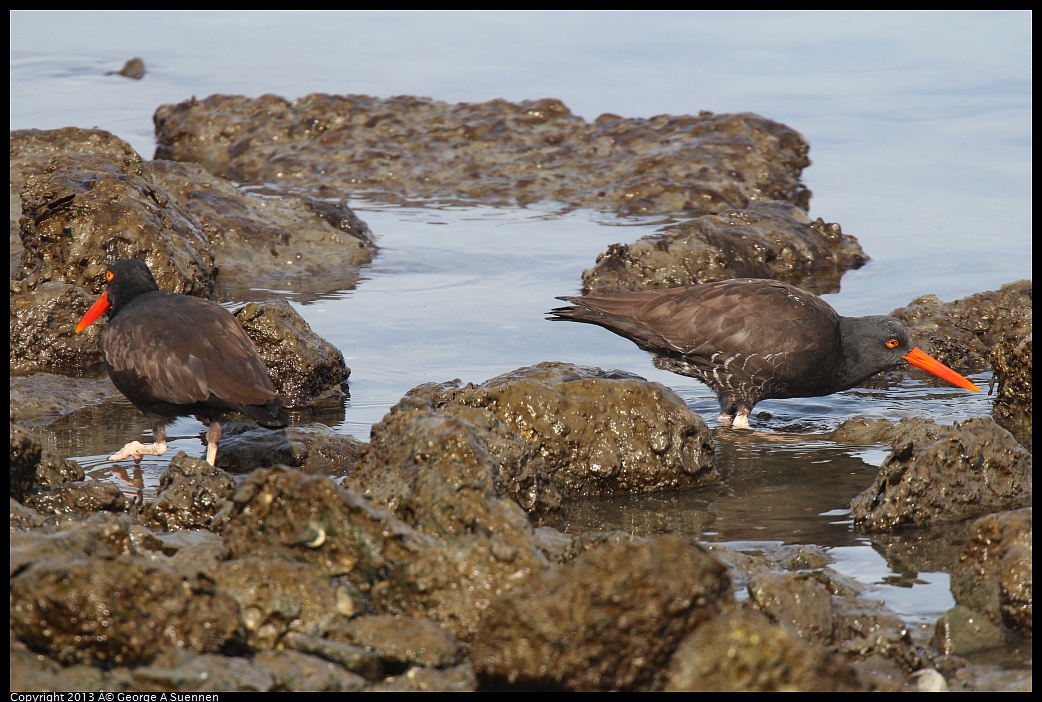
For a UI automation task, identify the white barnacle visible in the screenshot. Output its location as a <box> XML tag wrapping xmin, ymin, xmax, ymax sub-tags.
<box><xmin>302</xmin><ymin>521</ymin><xmax>327</xmax><ymax>548</ymax></box>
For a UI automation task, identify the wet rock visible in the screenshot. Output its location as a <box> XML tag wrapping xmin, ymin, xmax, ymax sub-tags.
<box><xmin>324</xmin><ymin>613</ymin><xmax>463</xmax><ymax>669</ymax></box>
<box><xmin>435</xmin><ymin>362</ymin><xmax>718</xmax><ymax>496</ymax></box>
<box><xmin>350</xmin><ymin>385</ymin><xmax>564</xmax><ymax>531</ymax></box>
<box><xmin>471</xmin><ymin>536</ymin><xmax>731</xmax><ymax>691</ymax></box>
<box><xmin>154</xmin><ymin>94</ymin><xmax>811</xmax><ymax>217</ymax></box>
<box><xmin>281</xmin><ymin>633</ymin><xmax>384</xmax><ymax>679</ymax></box>
<box><xmin>10</xmin><ymin>556</ymin><xmax>245</xmax><ymax>667</ymax></box>
<box><xmin>532</xmin><ymin>524</ymin><xmax>576</xmax><ymax>563</ymax></box>
<box><xmin>10</xmin><ymin>498</ymin><xmax>47</xmax><ymax>530</ymax></box>
<box><xmin>372</xmin><ymin>511</ymin><xmax>551</xmax><ymax>646</ymax></box>
<box><xmin>545</xmin><ymin>529</ymin><xmax>647</xmax><ymax>565</ymax></box>
<box><xmin>120</xmin><ymin>647</ymin><xmax>275</xmax><ymax>692</ymax></box>
<box><xmin>10</xmin><ymin>637</ymin><xmax>109</xmax><ymax>692</ymax></box>
<box><xmin>148</xmin><ymin>159</ymin><xmax>376</xmax><ymax>300</ymax></box>
<box><xmin>357</xmin><ymin>363</ymin><xmax>717</xmax><ymax>530</ymax></box>
<box><xmin>215</xmin><ymin>423</ymin><xmax>362</xmax><ymax>476</ymax></box>
<box><xmin>947</xmin><ymin>508</ymin><xmax>1031</xmax><ymax>634</ymax></box>
<box><xmin>34</xmin><ymin>452</ymin><xmax>85</xmax><ymax>487</ymax></box>
<box><xmin>23</xmin><ymin>479</ymin><xmax>128</xmax><ymax>516</ymax></box>
<box><xmin>141</xmin><ymin>453</ymin><xmax>236</xmax><ymax>531</ymax></box>
<box><xmin>11</xmin><ymin>126</ymin><xmax>378</xmax><ymax>301</ymax></box>
<box><xmin>214</xmin><ymin>467</ymin><xmax>435</xmax><ymax>583</ymax></box>
<box><xmin>344</xmin><ymin>384</ymin><xmax>558</xmax><ymax>645</ymax></box>
<box><xmin>9</xmin><ymin>372</ymin><xmax>121</xmax><ymax>425</ymax></box>
<box><xmin>831</xmin><ymin>595</ymin><xmax>930</xmax><ymax>675</ymax></box>
<box><xmin>743</xmin><ymin>564</ymin><xmax>935</xmax><ymax>687</ymax></box>
<box><xmin>763</xmin><ymin>543</ymin><xmax>833</xmax><ymax>571</ymax></box>
<box><xmin>665</xmin><ymin>607</ymin><xmax>862</xmax><ymax>691</ymax></box>
<box><xmin>580</xmin><ymin>201</ymin><xmax>867</xmax><ymax>295</ymax></box>
<box><xmin>112</xmin><ymin>57</ymin><xmax>145</xmax><ymax>80</ymax></box>
<box><xmin>832</xmin><ymin>415</ymin><xmax>936</xmax><ymax>446</ymax></box>
<box><xmin>849</xmin><ymin>417</ymin><xmax>1031</xmax><ymax>531</ymax></box>
<box><xmin>947</xmin><ymin>663</ymin><xmax>1033</xmax><ymax>693</ymax></box>
<box><xmin>10</xmin><ymin>422</ymin><xmax>40</xmax><ymax>502</ymax></box>
<box><xmin>250</xmin><ymin>649</ymin><xmax>368</xmax><ymax>691</ymax></box>
<box><xmin>989</xmin><ymin>317</ymin><xmax>1031</xmax><ymax>450</ymax></box>
<box><xmin>214</xmin><ymin>558</ymin><xmax>340</xmax><ymax>650</ymax></box>
<box><xmin>747</xmin><ymin>571</ymin><xmax>836</xmax><ymax>644</ymax></box>
<box><xmin>10</xmin><ymin>281</ymin><xmax>119</xmax><ymax>376</ymax></box>
<box><xmin>932</xmin><ymin>604</ymin><xmax>1009</xmax><ymax>658</ymax></box>
<box><xmin>374</xmin><ymin>662</ymin><xmax>478</xmax><ymax>692</ymax></box>
<box><xmin>10</xmin><ymin>127</ymin><xmax>143</xmax><ymax>273</ymax></box>
<box><xmin>11</xmin><ymin>424</ymin><xmax>120</xmax><ymax>514</ymax></box>
<box><xmin>233</xmin><ymin>299</ymin><xmax>350</xmax><ymax>407</ymax></box>
<box><xmin>16</xmin><ymin>150</ymin><xmax>215</xmax><ymax>296</ymax></box>
<box><xmin>10</xmin><ymin>512</ymin><xmax>138</xmax><ymax>575</ymax></box>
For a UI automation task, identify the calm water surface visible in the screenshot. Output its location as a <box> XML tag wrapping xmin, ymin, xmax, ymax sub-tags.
<box><xmin>10</xmin><ymin>11</ymin><xmax>1031</xmax><ymax>653</ymax></box>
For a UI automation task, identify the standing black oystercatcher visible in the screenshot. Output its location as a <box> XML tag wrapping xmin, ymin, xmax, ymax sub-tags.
<box><xmin>75</xmin><ymin>259</ymin><xmax>289</xmax><ymax>465</ymax></box>
<box><xmin>548</xmin><ymin>278</ymin><xmax>980</xmax><ymax>429</ymax></box>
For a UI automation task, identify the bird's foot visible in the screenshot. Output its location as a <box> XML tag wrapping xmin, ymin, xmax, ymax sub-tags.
<box><xmin>718</xmin><ymin>412</ymin><xmax>751</xmax><ymax>429</ymax></box>
<box><xmin>109</xmin><ymin>440</ymin><xmax>168</xmax><ymax>463</ymax></box>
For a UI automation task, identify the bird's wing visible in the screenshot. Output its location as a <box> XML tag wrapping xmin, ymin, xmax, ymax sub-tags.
<box><xmin>102</xmin><ymin>293</ymin><xmax>277</xmax><ymax>408</ymax></box>
<box><xmin>574</xmin><ymin>281</ymin><xmax>841</xmax><ymax>385</ymax></box>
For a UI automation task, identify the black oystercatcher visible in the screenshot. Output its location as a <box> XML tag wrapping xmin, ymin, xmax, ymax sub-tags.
<box><xmin>548</xmin><ymin>278</ymin><xmax>980</xmax><ymax>429</ymax></box>
<box><xmin>75</xmin><ymin>259</ymin><xmax>289</xmax><ymax>465</ymax></box>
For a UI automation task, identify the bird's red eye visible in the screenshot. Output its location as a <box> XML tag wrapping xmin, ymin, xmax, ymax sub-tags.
<box><xmin>105</xmin><ymin>270</ymin><xmax>115</xmax><ymax>282</ymax></box>
<box><xmin>886</xmin><ymin>338</ymin><xmax>899</xmax><ymax>349</ymax></box>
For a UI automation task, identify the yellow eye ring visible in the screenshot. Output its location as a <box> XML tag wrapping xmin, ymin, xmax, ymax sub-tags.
<box><xmin>886</xmin><ymin>338</ymin><xmax>899</xmax><ymax>349</ymax></box>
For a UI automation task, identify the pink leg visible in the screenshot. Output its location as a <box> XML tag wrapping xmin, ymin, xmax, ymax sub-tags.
<box><xmin>205</xmin><ymin>421</ymin><xmax>222</xmax><ymax>466</ymax></box>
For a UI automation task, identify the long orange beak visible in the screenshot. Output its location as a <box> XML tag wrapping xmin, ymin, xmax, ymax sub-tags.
<box><xmin>904</xmin><ymin>347</ymin><xmax>980</xmax><ymax>393</ymax></box>
<box><xmin>75</xmin><ymin>291</ymin><xmax>112</xmax><ymax>333</ymax></box>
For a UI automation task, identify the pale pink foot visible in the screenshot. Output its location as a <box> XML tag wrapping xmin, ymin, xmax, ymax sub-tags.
<box><xmin>205</xmin><ymin>422</ymin><xmax>221</xmax><ymax>466</ymax></box>
<box><xmin>718</xmin><ymin>411</ymin><xmax>751</xmax><ymax>429</ymax></box>
<box><xmin>109</xmin><ymin>439</ymin><xmax>168</xmax><ymax>463</ymax></box>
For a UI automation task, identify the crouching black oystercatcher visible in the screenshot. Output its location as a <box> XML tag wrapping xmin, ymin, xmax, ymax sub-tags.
<box><xmin>76</xmin><ymin>259</ymin><xmax>289</xmax><ymax>465</ymax></box>
<box><xmin>548</xmin><ymin>278</ymin><xmax>980</xmax><ymax>429</ymax></box>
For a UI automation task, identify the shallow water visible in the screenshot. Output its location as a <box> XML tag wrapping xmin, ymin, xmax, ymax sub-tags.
<box><xmin>10</xmin><ymin>10</ymin><xmax>1031</xmax><ymax>665</ymax></box>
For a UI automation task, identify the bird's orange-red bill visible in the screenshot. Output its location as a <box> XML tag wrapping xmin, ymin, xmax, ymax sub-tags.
<box><xmin>75</xmin><ymin>291</ymin><xmax>111</xmax><ymax>334</ymax></box>
<box><xmin>904</xmin><ymin>347</ymin><xmax>981</xmax><ymax>393</ymax></box>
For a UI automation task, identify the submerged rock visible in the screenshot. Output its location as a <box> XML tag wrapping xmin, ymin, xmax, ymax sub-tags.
<box><xmin>580</xmin><ymin>200</ymin><xmax>867</xmax><ymax>295</ymax></box>
<box><xmin>154</xmin><ymin>94</ymin><xmax>811</xmax><ymax>217</ymax></box>
<box><xmin>147</xmin><ymin>159</ymin><xmax>376</xmax><ymax>300</ymax></box>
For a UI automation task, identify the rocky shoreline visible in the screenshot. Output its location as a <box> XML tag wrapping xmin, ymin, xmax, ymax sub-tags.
<box><xmin>10</xmin><ymin>96</ymin><xmax>1031</xmax><ymax>691</ymax></box>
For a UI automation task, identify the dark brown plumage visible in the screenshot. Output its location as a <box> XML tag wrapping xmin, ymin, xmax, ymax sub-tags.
<box><xmin>76</xmin><ymin>259</ymin><xmax>288</xmax><ymax>464</ymax></box>
<box><xmin>549</xmin><ymin>278</ymin><xmax>979</xmax><ymax>428</ymax></box>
